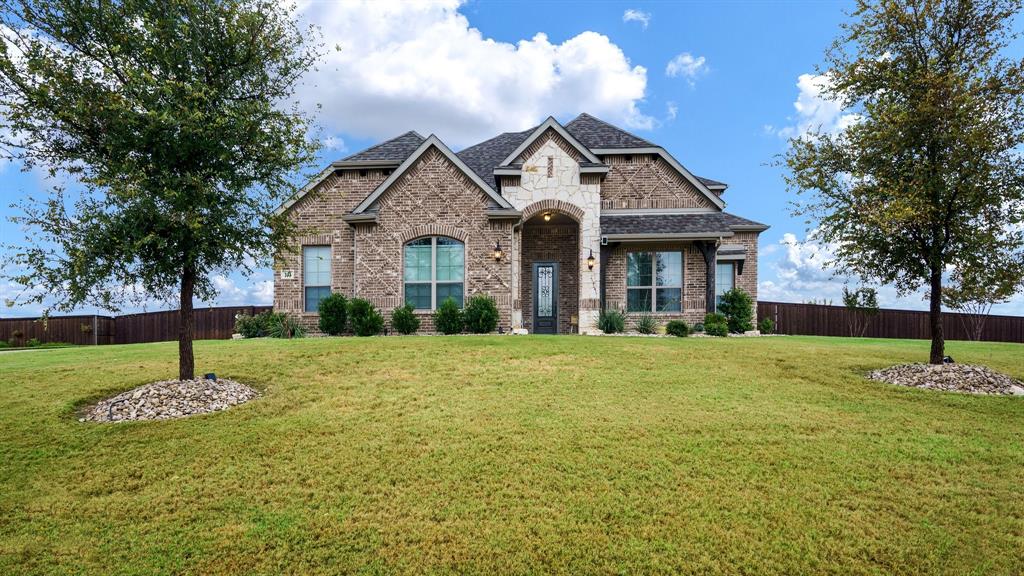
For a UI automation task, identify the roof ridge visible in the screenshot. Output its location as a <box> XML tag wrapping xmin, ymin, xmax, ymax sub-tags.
<box><xmin>339</xmin><ymin>131</ymin><xmax>425</xmax><ymax>162</ymax></box>
<box><xmin>566</xmin><ymin>112</ymin><xmax>656</xmax><ymax>147</ymax></box>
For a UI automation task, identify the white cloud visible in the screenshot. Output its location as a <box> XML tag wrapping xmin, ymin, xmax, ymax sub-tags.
<box><xmin>623</xmin><ymin>9</ymin><xmax>651</xmax><ymax>29</ymax></box>
<box><xmin>322</xmin><ymin>135</ymin><xmax>347</xmax><ymax>152</ymax></box>
<box><xmin>774</xmin><ymin>73</ymin><xmax>860</xmax><ymax>139</ymax></box>
<box><xmin>665</xmin><ymin>52</ymin><xmax>707</xmax><ymax>84</ymax></box>
<box><xmin>666</xmin><ymin>101</ymin><xmax>678</xmax><ymax>121</ymax></box>
<box><xmin>296</xmin><ymin>0</ymin><xmax>653</xmax><ymax>147</ymax></box>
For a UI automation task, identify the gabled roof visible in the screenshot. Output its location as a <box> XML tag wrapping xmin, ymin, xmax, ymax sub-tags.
<box><xmin>600</xmin><ymin>211</ymin><xmax>768</xmax><ymax>239</ymax></box>
<box><xmin>564</xmin><ymin>112</ymin><xmax>655</xmax><ymax>149</ymax></box>
<box><xmin>696</xmin><ymin>176</ymin><xmax>728</xmax><ymax>190</ymax></box>
<box><xmin>339</xmin><ymin>131</ymin><xmax>425</xmax><ymax>164</ymax></box>
<box><xmin>497</xmin><ymin>116</ymin><xmax>602</xmax><ymax>168</ymax></box>
<box><xmin>352</xmin><ymin>135</ymin><xmax>514</xmax><ymax>214</ymax></box>
<box><xmin>456</xmin><ymin>127</ymin><xmax>535</xmax><ymax>188</ymax></box>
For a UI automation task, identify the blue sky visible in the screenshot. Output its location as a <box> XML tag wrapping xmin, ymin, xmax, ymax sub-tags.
<box><xmin>2</xmin><ymin>0</ymin><xmax>1022</xmax><ymax>317</ymax></box>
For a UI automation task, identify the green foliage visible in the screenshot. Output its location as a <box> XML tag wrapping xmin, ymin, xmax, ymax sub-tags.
<box><xmin>317</xmin><ymin>293</ymin><xmax>348</xmax><ymax>336</ymax></box>
<box><xmin>597</xmin><ymin>309</ymin><xmax>626</xmax><ymax>334</ymax></box>
<box><xmin>462</xmin><ymin>294</ymin><xmax>499</xmax><ymax>334</ymax></box>
<box><xmin>235</xmin><ymin>311</ymin><xmax>271</xmax><ymax>339</ymax></box>
<box><xmin>634</xmin><ymin>314</ymin><xmax>658</xmax><ymax>335</ymax></box>
<box><xmin>782</xmin><ymin>0</ymin><xmax>1024</xmax><ymax>363</ymax></box>
<box><xmin>0</xmin><ymin>340</ymin><xmax>9</xmax><ymax>348</ymax></box>
<box><xmin>348</xmin><ymin>299</ymin><xmax>384</xmax><ymax>337</ymax></box>
<box><xmin>433</xmin><ymin>297</ymin><xmax>464</xmax><ymax>335</ymax></box>
<box><xmin>693</xmin><ymin>323</ymin><xmax>705</xmax><ymax>333</ymax></box>
<box><xmin>758</xmin><ymin>317</ymin><xmax>776</xmax><ymax>335</ymax></box>
<box><xmin>0</xmin><ymin>0</ymin><xmax>322</xmax><ymax>378</ymax></box>
<box><xmin>26</xmin><ymin>338</ymin><xmax>41</xmax><ymax>347</ymax></box>
<box><xmin>390</xmin><ymin>304</ymin><xmax>421</xmax><ymax>335</ymax></box>
<box><xmin>665</xmin><ymin>320</ymin><xmax>691</xmax><ymax>337</ymax></box>
<box><xmin>704</xmin><ymin>313</ymin><xmax>728</xmax><ymax>337</ymax></box>
<box><xmin>718</xmin><ymin>289</ymin><xmax>754</xmax><ymax>333</ymax></box>
<box><xmin>266</xmin><ymin>313</ymin><xmax>304</xmax><ymax>339</ymax></box>
<box><xmin>842</xmin><ymin>285</ymin><xmax>879</xmax><ymax>337</ymax></box>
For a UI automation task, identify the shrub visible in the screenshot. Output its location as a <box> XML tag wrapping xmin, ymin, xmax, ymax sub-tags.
<box><xmin>718</xmin><ymin>288</ymin><xmax>754</xmax><ymax>333</ymax></box>
<box><xmin>390</xmin><ymin>304</ymin><xmax>420</xmax><ymax>335</ymax></box>
<box><xmin>463</xmin><ymin>294</ymin><xmax>499</xmax><ymax>333</ymax></box>
<box><xmin>758</xmin><ymin>317</ymin><xmax>776</xmax><ymax>334</ymax></box>
<box><xmin>234</xmin><ymin>311</ymin><xmax>271</xmax><ymax>338</ymax></box>
<box><xmin>634</xmin><ymin>314</ymin><xmax>658</xmax><ymax>335</ymax></box>
<box><xmin>704</xmin><ymin>312</ymin><xmax>729</xmax><ymax>337</ymax></box>
<box><xmin>317</xmin><ymin>293</ymin><xmax>348</xmax><ymax>335</ymax></box>
<box><xmin>597</xmin><ymin>309</ymin><xmax>626</xmax><ymax>334</ymax></box>
<box><xmin>433</xmin><ymin>297</ymin><xmax>464</xmax><ymax>335</ymax></box>
<box><xmin>267</xmin><ymin>312</ymin><xmax>305</xmax><ymax>339</ymax></box>
<box><xmin>693</xmin><ymin>322</ymin><xmax>704</xmax><ymax>333</ymax></box>
<box><xmin>27</xmin><ymin>338</ymin><xmax>41</xmax><ymax>347</ymax></box>
<box><xmin>348</xmin><ymin>298</ymin><xmax>384</xmax><ymax>336</ymax></box>
<box><xmin>665</xmin><ymin>319</ymin><xmax>690</xmax><ymax>337</ymax></box>
<box><xmin>0</xmin><ymin>340</ymin><xmax>8</xmax><ymax>348</ymax></box>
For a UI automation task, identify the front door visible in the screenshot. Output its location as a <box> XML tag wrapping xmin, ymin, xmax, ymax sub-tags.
<box><xmin>532</xmin><ymin>262</ymin><xmax>559</xmax><ymax>334</ymax></box>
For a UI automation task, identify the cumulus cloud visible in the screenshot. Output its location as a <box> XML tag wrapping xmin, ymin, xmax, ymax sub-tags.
<box><xmin>296</xmin><ymin>0</ymin><xmax>653</xmax><ymax>147</ymax></box>
<box><xmin>665</xmin><ymin>52</ymin><xmax>707</xmax><ymax>84</ymax></box>
<box><xmin>623</xmin><ymin>9</ymin><xmax>651</xmax><ymax>29</ymax></box>
<box><xmin>772</xmin><ymin>73</ymin><xmax>860</xmax><ymax>139</ymax></box>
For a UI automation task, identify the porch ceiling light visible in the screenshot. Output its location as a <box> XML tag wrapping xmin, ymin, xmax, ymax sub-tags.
<box><xmin>543</xmin><ymin>212</ymin><xmax>552</xmax><ymax>222</ymax></box>
<box><xmin>587</xmin><ymin>249</ymin><xmax>596</xmax><ymax>270</ymax></box>
<box><xmin>493</xmin><ymin>241</ymin><xmax>503</xmax><ymax>262</ymax></box>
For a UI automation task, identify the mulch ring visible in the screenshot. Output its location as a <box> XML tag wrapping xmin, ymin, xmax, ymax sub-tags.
<box><xmin>868</xmin><ymin>363</ymin><xmax>1024</xmax><ymax>396</ymax></box>
<box><xmin>80</xmin><ymin>378</ymin><xmax>259</xmax><ymax>423</ymax></box>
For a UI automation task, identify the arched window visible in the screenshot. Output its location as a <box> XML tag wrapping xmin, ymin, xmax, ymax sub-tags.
<box><xmin>404</xmin><ymin>237</ymin><xmax>465</xmax><ymax>310</ymax></box>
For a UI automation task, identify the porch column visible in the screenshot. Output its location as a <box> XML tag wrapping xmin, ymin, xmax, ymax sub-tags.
<box><xmin>696</xmin><ymin>241</ymin><xmax>717</xmax><ymax>314</ymax></box>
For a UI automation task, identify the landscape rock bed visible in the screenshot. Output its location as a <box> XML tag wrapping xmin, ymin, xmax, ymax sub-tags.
<box><xmin>869</xmin><ymin>363</ymin><xmax>1024</xmax><ymax>396</ymax></box>
<box><xmin>81</xmin><ymin>378</ymin><xmax>258</xmax><ymax>422</ymax></box>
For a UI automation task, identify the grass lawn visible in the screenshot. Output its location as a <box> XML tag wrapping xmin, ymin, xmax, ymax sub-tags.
<box><xmin>1</xmin><ymin>335</ymin><xmax>1022</xmax><ymax>575</ymax></box>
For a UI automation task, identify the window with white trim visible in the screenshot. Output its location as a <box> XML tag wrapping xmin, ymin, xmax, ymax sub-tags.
<box><xmin>303</xmin><ymin>246</ymin><xmax>331</xmax><ymax>312</ymax></box>
<box><xmin>404</xmin><ymin>237</ymin><xmax>465</xmax><ymax>310</ymax></box>
<box><xmin>626</xmin><ymin>251</ymin><xmax>682</xmax><ymax>312</ymax></box>
<box><xmin>716</xmin><ymin>261</ymin><xmax>735</xmax><ymax>310</ymax></box>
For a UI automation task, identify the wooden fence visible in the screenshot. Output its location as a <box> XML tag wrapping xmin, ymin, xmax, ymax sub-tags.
<box><xmin>0</xmin><ymin>306</ymin><xmax>271</xmax><ymax>346</ymax></box>
<box><xmin>757</xmin><ymin>301</ymin><xmax>1024</xmax><ymax>343</ymax></box>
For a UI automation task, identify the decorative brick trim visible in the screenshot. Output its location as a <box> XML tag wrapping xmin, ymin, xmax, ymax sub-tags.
<box><xmin>521</xmin><ymin>198</ymin><xmax>585</xmax><ymax>222</ymax></box>
<box><xmin>396</xmin><ymin>224</ymin><xmax>470</xmax><ymax>244</ymax></box>
<box><xmin>516</xmin><ymin>128</ymin><xmax>584</xmax><ymax>165</ymax></box>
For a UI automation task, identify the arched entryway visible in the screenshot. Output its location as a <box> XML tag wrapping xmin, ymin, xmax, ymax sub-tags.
<box><xmin>520</xmin><ymin>208</ymin><xmax>580</xmax><ymax>334</ymax></box>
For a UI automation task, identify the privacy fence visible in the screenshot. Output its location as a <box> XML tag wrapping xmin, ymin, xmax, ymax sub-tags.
<box><xmin>0</xmin><ymin>306</ymin><xmax>271</xmax><ymax>346</ymax></box>
<box><xmin>757</xmin><ymin>301</ymin><xmax>1024</xmax><ymax>343</ymax></box>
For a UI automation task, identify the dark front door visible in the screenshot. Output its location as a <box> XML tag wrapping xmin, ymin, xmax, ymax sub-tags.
<box><xmin>532</xmin><ymin>262</ymin><xmax>559</xmax><ymax>334</ymax></box>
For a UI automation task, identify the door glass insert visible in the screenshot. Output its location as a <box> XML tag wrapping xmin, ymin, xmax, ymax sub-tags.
<box><xmin>537</xmin><ymin>265</ymin><xmax>553</xmax><ymax>317</ymax></box>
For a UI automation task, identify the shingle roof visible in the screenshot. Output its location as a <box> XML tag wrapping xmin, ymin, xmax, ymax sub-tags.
<box><xmin>456</xmin><ymin>128</ymin><xmax>535</xmax><ymax>187</ymax></box>
<box><xmin>339</xmin><ymin>131</ymin><xmax>425</xmax><ymax>163</ymax></box>
<box><xmin>600</xmin><ymin>212</ymin><xmax>768</xmax><ymax>236</ymax></box>
<box><xmin>696</xmin><ymin>176</ymin><xmax>728</xmax><ymax>188</ymax></box>
<box><xmin>564</xmin><ymin>113</ymin><xmax>655</xmax><ymax>149</ymax></box>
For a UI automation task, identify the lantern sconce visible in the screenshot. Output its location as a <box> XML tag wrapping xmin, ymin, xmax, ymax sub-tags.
<box><xmin>587</xmin><ymin>249</ymin><xmax>596</xmax><ymax>270</ymax></box>
<box><xmin>493</xmin><ymin>241</ymin><xmax>504</xmax><ymax>262</ymax></box>
<box><xmin>543</xmin><ymin>212</ymin><xmax>552</xmax><ymax>222</ymax></box>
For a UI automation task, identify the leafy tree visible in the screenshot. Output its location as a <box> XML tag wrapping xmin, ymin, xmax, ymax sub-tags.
<box><xmin>943</xmin><ymin>264</ymin><xmax>1023</xmax><ymax>341</ymax></box>
<box><xmin>784</xmin><ymin>0</ymin><xmax>1024</xmax><ymax>363</ymax></box>
<box><xmin>0</xmin><ymin>0</ymin><xmax>321</xmax><ymax>379</ymax></box>
<box><xmin>842</xmin><ymin>285</ymin><xmax>880</xmax><ymax>337</ymax></box>
<box><xmin>318</xmin><ymin>293</ymin><xmax>348</xmax><ymax>336</ymax></box>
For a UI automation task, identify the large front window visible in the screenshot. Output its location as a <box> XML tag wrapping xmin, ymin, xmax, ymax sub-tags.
<box><xmin>404</xmin><ymin>237</ymin><xmax>465</xmax><ymax>310</ymax></box>
<box><xmin>303</xmin><ymin>245</ymin><xmax>331</xmax><ymax>312</ymax></box>
<box><xmin>716</xmin><ymin>262</ymin><xmax>735</xmax><ymax>310</ymax></box>
<box><xmin>627</xmin><ymin>251</ymin><xmax>682</xmax><ymax>312</ymax></box>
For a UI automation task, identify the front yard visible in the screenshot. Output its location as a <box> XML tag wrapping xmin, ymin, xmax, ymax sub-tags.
<box><xmin>1</xmin><ymin>335</ymin><xmax>1022</xmax><ymax>575</ymax></box>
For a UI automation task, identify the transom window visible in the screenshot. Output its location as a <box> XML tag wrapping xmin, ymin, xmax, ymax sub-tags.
<box><xmin>627</xmin><ymin>251</ymin><xmax>682</xmax><ymax>312</ymax></box>
<box><xmin>716</xmin><ymin>262</ymin><xmax>735</xmax><ymax>310</ymax></box>
<box><xmin>404</xmin><ymin>237</ymin><xmax>465</xmax><ymax>310</ymax></box>
<box><xmin>303</xmin><ymin>246</ymin><xmax>331</xmax><ymax>313</ymax></box>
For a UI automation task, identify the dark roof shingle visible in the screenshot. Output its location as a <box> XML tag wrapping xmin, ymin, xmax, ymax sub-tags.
<box><xmin>456</xmin><ymin>128</ymin><xmax>535</xmax><ymax>187</ymax></box>
<box><xmin>600</xmin><ymin>212</ymin><xmax>768</xmax><ymax>236</ymax></box>
<box><xmin>339</xmin><ymin>131</ymin><xmax>425</xmax><ymax>163</ymax></box>
<box><xmin>564</xmin><ymin>113</ymin><xmax>655</xmax><ymax>149</ymax></box>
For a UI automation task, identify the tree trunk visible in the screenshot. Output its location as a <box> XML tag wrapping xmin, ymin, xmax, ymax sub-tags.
<box><xmin>928</xmin><ymin>267</ymin><xmax>944</xmax><ymax>364</ymax></box>
<box><xmin>179</xmin><ymin>267</ymin><xmax>196</xmax><ymax>380</ymax></box>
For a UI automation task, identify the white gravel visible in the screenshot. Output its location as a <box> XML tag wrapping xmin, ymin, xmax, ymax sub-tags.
<box><xmin>868</xmin><ymin>363</ymin><xmax>1024</xmax><ymax>396</ymax></box>
<box><xmin>81</xmin><ymin>378</ymin><xmax>259</xmax><ymax>422</ymax></box>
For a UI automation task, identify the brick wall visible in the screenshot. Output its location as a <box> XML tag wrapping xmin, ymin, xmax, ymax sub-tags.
<box><xmin>520</xmin><ymin>222</ymin><xmax>580</xmax><ymax>334</ymax></box>
<box><xmin>599</xmin><ymin>154</ymin><xmax>717</xmax><ymax>210</ymax></box>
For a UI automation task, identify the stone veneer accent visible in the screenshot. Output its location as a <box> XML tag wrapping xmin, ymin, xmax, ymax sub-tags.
<box><xmin>600</xmin><ymin>154</ymin><xmax>717</xmax><ymax>210</ymax></box>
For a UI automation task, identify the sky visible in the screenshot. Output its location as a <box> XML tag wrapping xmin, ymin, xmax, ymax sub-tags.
<box><xmin>1</xmin><ymin>0</ymin><xmax>1023</xmax><ymax>317</ymax></box>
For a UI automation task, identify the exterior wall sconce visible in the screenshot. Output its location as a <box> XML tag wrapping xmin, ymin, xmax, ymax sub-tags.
<box><xmin>493</xmin><ymin>241</ymin><xmax>503</xmax><ymax>262</ymax></box>
<box><xmin>587</xmin><ymin>249</ymin><xmax>596</xmax><ymax>270</ymax></box>
<box><xmin>543</xmin><ymin>212</ymin><xmax>552</xmax><ymax>222</ymax></box>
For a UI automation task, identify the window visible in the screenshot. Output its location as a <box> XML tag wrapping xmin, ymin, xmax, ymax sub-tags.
<box><xmin>626</xmin><ymin>251</ymin><xmax>682</xmax><ymax>312</ymax></box>
<box><xmin>303</xmin><ymin>246</ymin><xmax>331</xmax><ymax>312</ymax></box>
<box><xmin>716</xmin><ymin>262</ymin><xmax>735</xmax><ymax>310</ymax></box>
<box><xmin>404</xmin><ymin>237</ymin><xmax>465</xmax><ymax>310</ymax></box>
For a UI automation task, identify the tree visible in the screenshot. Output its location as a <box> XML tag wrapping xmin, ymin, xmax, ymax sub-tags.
<box><xmin>943</xmin><ymin>264</ymin><xmax>1023</xmax><ymax>341</ymax></box>
<box><xmin>842</xmin><ymin>285</ymin><xmax>879</xmax><ymax>337</ymax></box>
<box><xmin>784</xmin><ymin>0</ymin><xmax>1024</xmax><ymax>364</ymax></box>
<box><xmin>0</xmin><ymin>0</ymin><xmax>321</xmax><ymax>379</ymax></box>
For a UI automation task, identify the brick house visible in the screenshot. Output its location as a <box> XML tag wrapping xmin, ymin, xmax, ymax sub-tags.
<box><xmin>274</xmin><ymin>114</ymin><xmax>768</xmax><ymax>334</ymax></box>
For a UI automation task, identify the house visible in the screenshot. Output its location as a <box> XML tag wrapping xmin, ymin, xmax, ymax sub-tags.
<box><xmin>273</xmin><ymin>113</ymin><xmax>768</xmax><ymax>334</ymax></box>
